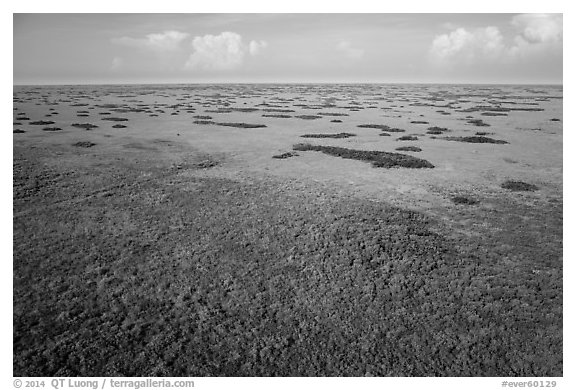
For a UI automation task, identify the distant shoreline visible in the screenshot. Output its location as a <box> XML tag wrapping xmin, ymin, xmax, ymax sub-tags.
<box><xmin>12</xmin><ymin>82</ymin><xmax>564</xmax><ymax>88</ymax></box>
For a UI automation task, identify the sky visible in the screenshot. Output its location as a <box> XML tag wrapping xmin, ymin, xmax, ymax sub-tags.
<box><xmin>13</xmin><ymin>13</ymin><xmax>563</xmax><ymax>85</ymax></box>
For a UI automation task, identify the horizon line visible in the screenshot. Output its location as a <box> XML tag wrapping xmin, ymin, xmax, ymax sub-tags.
<box><xmin>13</xmin><ymin>81</ymin><xmax>564</xmax><ymax>87</ymax></box>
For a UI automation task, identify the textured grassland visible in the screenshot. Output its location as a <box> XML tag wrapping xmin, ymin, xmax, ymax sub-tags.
<box><xmin>13</xmin><ymin>144</ymin><xmax>561</xmax><ymax>376</ymax></box>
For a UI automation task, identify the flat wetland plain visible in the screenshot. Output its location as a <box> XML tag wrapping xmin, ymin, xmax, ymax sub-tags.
<box><xmin>13</xmin><ymin>84</ymin><xmax>562</xmax><ymax>376</ymax></box>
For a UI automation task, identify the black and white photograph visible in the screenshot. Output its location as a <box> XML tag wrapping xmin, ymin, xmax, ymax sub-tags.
<box><xmin>10</xmin><ymin>4</ymin><xmax>568</xmax><ymax>385</ymax></box>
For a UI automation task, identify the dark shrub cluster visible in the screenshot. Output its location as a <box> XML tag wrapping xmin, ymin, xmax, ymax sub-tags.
<box><xmin>451</xmin><ymin>196</ymin><xmax>479</xmax><ymax>205</ymax></box>
<box><xmin>357</xmin><ymin>124</ymin><xmax>405</xmax><ymax>132</ymax></box>
<box><xmin>72</xmin><ymin>141</ymin><xmax>97</xmax><ymax>148</ymax></box>
<box><xmin>293</xmin><ymin>143</ymin><xmax>434</xmax><ymax>168</ymax></box>
<box><xmin>443</xmin><ymin>136</ymin><xmax>508</xmax><ymax>144</ymax></box>
<box><xmin>427</xmin><ymin>126</ymin><xmax>448</xmax><ymax>135</ymax></box>
<box><xmin>71</xmin><ymin>123</ymin><xmax>99</xmax><ymax>130</ymax></box>
<box><xmin>216</xmin><ymin>122</ymin><xmax>267</xmax><ymax>129</ymax></box>
<box><xmin>397</xmin><ymin>135</ymin><xmax>418</xmax><ymax>141</ymax></box>
<box><xmin>295</xmin><ymin>115</ymin><xmax>322</xmax><ymax>120</ymax></box>
<box><xmin>501</xmin><ymin>181</ymin><xmax>539</xmax><ymax>192</ymax></box>
<box><xmin>272</xmin><ymin>152</ymin><xmax>299</xmax><ymax>159</ymax></box>
<box><xmin>263</xmin><ymin>114</ymin><xmax>292</xmax><ymax>118</ymax></box>
<box><xmin>467</xmin><ymin>119</ymin><xmax>490</xmax><ymax>127</ymax></box>
<box><xmin>317</xmin><ymin>112</ymin><xmax>349</xmax><ymax>117</ymax></box>
<box><xmin>30</xmin><ymin>120</ymin><xmax>55</xmax><ymax>125</ymax></box>
<box><xmin>102</xmin><ymin>117</ymin><xmax>129</xmax><ymax>122</ymax></box>
<box><xmin>396</xmin><ymin>146</ymin><xmax>422</xmax><ymax>152</ymax></box>
<box><xmin>301</xmin><ymin>133</ymin><xmax>356</xmax><ymax>139</ymax></box>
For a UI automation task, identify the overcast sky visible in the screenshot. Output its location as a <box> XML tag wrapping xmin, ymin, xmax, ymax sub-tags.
<box><xmin>13</xmin><ymin>13</ymin><xmax>563</xmax><ymax>85</ymax></box>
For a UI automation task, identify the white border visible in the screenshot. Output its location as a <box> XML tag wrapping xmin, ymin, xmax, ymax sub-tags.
<box><xmin>5</xmin><ymin>2</ymin><xmax>572</xmax><ymax>389</ymax></box>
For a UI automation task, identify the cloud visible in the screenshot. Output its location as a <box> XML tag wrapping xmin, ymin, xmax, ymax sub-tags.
<box><xmin>511</xmin><ymin>13</ymin><xmax>562</xmax><ymax>44</ymax></box>
<box><xmin>112</xmin><ymin>30</ymin><xmax>189</xmax><ymax>51</ymax></box>
<box><xmin>249</xmin><ymin>40</ymin><xmax>268</xmax><ymax>56</ymax></box>
<box><xmin>430</xmin><ymin>27</ymin><xmax>505</xmax><ymax>65</ymax></box>
<box><xmin>112</xmin><ymin>30</ymin><xmax>267</xmax><ymax>71</ymax></box>
<box><xmin>110</xmin><ymin>57</ymin><xmax>123</xmax><ymax>71</ymax></box>
<box><xmin>429</xmin><ymin>14</ymin><xmax>562</xmax><ymax>67</ymax></box>
<box><xmin>185</xmin><ymin>32</ymin><xmax>267</xmax><ymax>71</ymax></box>
<box><xmin>337</xmin><ymin>40</ymin><xmax>364</xmax><ymax>60</ymax></box>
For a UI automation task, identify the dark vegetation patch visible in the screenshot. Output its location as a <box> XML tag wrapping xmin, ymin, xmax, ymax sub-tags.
<box><xmin>508</xmin><ymin>107</ymin><xmax>544</xmax><ymax>112</ymax></box>
<box><xmin>231</xmin><ymin>107</ymin><xmax>259</xmax><ymax>113</ymax></box>
<box><xmin>295</xmin><ymin>115</ymin><xmax>322</xmax><ymax>120</ymax></box>
<box><xmin>193</xmin><ymin>115</ymin><xmax>213</xmax><ymax>120</ymax></box>
<box><xmin>112</xmin><ymin>124</ymin><xmax>127</xmax><ymax>129</ymax></box>
<box><xmin>293</xmin><ymin>143</ymin><xmax>434</xmax><ymax>168</ymax></box>
<box><xmin>272</xmin><ymin>152</ymin><xmax>299</xmax><ymax>159</ymax></box>
<box><xmin>262</xmin><ymin>114</ymin><xmax>292</xmax><ymax>118</ymax></box>
<box><xmin>395</xmin><ymin>146</ymin><xmax>422</xmax><ymax>152</ymax></box>
<box><xmin>357</xmin><ymin>124</ymin><xmax>405</xmax><ymax>132</ymax></box>
<box><xmin>16</xmin><ymin>117</ymin><xmax>30</xmax><ymax>121</ymax></box>
<box><xmin>475</xmin><ymin>132</ymin><xmax>491</xmax><ymax>136</ymax></box>
<box><xmin>481</xmin><ymin>112</ymin><xmax>508</xmax><ymax>117</ymax></box>
<box><xmin>77</xmin><ymin>114</ymin><xmax>90</xmax><ymax>117</ymax></box>
<box><xmin>317</xmin><ymin>112</ymin><xmax>349</xmax><ymax>117</ymax></box>
<box><xmin>410</xmin><ymin>120</ymin><xmax>429</xmax><ymax>124</ymax></box>
<box><xmin>427</xmin><ymin>126</ymin><xmax>448</xmax><ymax>134</ymax></box>
<box><xmin>72</xmin><ymin>141</ymin><xmax>96</xmax><ymax>148</ymax></box>
<box><xmin>426</xmin><ymin>129</ymin><xmax>444</xmax><ymax>135</ymax></box>
<box><xmin>42</xmin><ymin>127</ymin><xmax>63</xmax><ymax>132</ymax></box>
<box><xmin>30</xmin><ymin>120</ymin><xmax>55</xmax><ymax>126</ymax></box>
<box><xmin>194</xmin><ymin>159</ymin><xmax>219</xmax><ymax>169</ymax></box>
<box><xmin>443</xmin><ymin>136</ymin><xmax>508</xmax><ymax>144</ymax></box>
<box><xmin>330</xmin><ymin>119</ymin><xmax>343</xmax><ymax>123</ymax></box>
<box><xmin>13</xmin><ymin>129</ymin><xmax>26</xmax><ymax>133</ymax></box>
<box><xmin>300</xmin><ymin>133</ymin><xmax>356</xmax><ymax>139</ymax></box>
<box><xmin>102</xmin><ymin>117</ymin><xmax>129</xmax><ymax>122</ymax></box>
<box><xmin>71</xmin><ymin>123</ymin><xmax>99</xmax><ymax>130</ymax></box>
<box><xmin>397</xmin><ymin>135</ymin><xmax>418</xmax><ymax>141</ymax></box>
<box><xmin>193</xmin><ymin>120</ymin><xmax>216</xmax><ymax>125</ymax></box>
<box><xmin>467</xmin><ymin>119</ymin><xmax>490</xmax><ymax>127</ymax></box>
<box><xmin>215</xmin><ymin>122</ymin><xmax>267</xmax><ymax>129</ymax></box>
<box><xmin>14</xmin><ymin>122</ymin><xmax>22</xmax><ymax>126</ymax></box>
<box><xmin>262</xmin><ymin>108</ymin><xmax>295</xmax><ymax>113</ymax></box>
<box><xmin>451</xmin><ymin>196</ymin><xmax>479</xmax><ymax>205</ymax></box>
<box><xmin>205</xmin><ymin>109</ymin><xmax>233</xmax><ymax>113</ymax></box>
<box><xmin>501</xmin><ymin>180</ymin><xmax>539</xmax><ymax>192</ymax></box>
<box><xmin>550</xmin><ymin>118</ymin><xmax>561</xmax><ymax>122</ymax></box>
<box><xmin>379</xmin><ymin>133</ymin><xmax>391</xmax><ymax>136</ymax></box>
